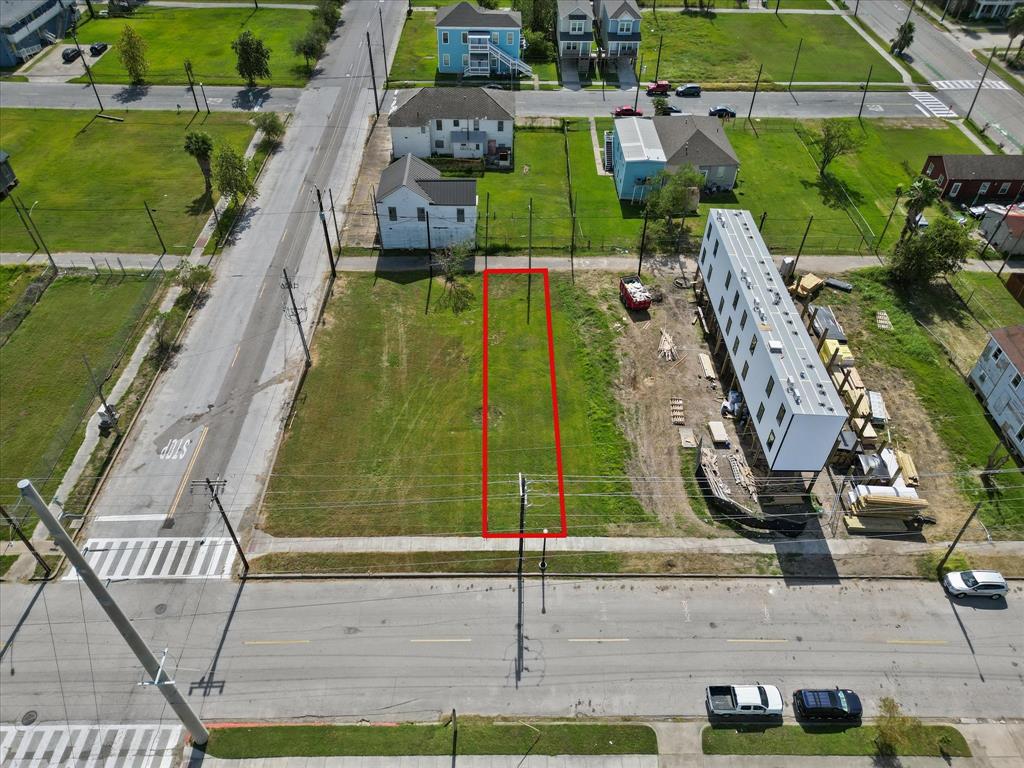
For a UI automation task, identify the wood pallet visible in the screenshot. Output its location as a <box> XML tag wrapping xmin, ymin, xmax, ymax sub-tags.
<box><xmin>669</xmin><ymin>397</ymin><xmax>685</xmax><ymax>425</ymax></box>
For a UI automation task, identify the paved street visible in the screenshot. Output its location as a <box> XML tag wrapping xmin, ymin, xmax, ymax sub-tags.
<box><xmin>0</xmin><ymin>579</ymin><xmax>1020</xmax><ymax>726</ymax></box>
<box><xmin>0</xmin><ymin>81</ymin><xmax>302</xmax><ymax>112</ymax></box>
<box><xmin>856</xmin><ymin>0</ymin><xmax>1024</xmax><ymax>151</ymax></box>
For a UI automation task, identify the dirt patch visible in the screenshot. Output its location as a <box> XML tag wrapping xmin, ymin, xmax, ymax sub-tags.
<box><xmin>341</xmin><ymin>117</ymin><xmax>393</xmax><ymax>248</ymax></box>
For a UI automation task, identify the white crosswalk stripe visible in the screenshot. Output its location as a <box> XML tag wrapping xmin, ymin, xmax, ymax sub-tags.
<box><xmin>909</xmin><ymin>91</ymin><xmax>958</xmax><ymax>118</ymax></box>
<box><xmin>0</xmin><ymin>724</ymin><xmax>182</xmax><ymax>768</ymax></box>
<box><xmin>932</xmin><ymin>78</ymin><xmax>1011</xmax><ymax>91</ymax></box>
<box><xmin>63</xmin><ymin>537</ymin><xmax>236</xmax><ymax>581</ymax></box>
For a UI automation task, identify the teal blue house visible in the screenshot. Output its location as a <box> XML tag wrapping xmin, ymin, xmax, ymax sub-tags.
<box><xmin>435</xmin><ymin>1</ymin><xmax>532</xmax><ymax>78</ymax></box>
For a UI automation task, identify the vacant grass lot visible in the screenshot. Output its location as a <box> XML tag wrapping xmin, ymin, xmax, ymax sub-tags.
<box><xmin>203</xmin><ymin>721</ymin><xmax>657</xmax><ymax>758</ymax></box>
<box><xmin>70</xmin><ymin>7</ymin><xmax>310</xmax><ymax>86</ymax></box>
<box><xmin>827</xmin><ymin>269</ymin><xmax>1024</xmax><ymax>533</ymax></box>
<box><xmin>642</xmin><ymin>12</ymin><xmax>903</xmax><ymax>85</ymax></box>
<box><xmin>0</xmin><ymin>265</ymin><xmax>42</xmax><ymax>316</ymax></box>
<box><xmin>703</xmin><ymin>724</ymin><xmax>969</xmax><ymax>757</ymax></box>
<box><xmin>0</xmin><ymin>275</ymin><xmax>160</xmax><ymax>513</ymax></box>
<box><xmin>0</xmin><ymin>109</ymin><xmax>256</xmax><ymax>254</ymax></box>
<box><xmin>261</xmin><ymin>273</ymin><xmax>649</xmax><ymax>538</ymax></box>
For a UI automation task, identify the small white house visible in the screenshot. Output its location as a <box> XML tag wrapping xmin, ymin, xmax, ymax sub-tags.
<box><xmin>969</xmin><ymin>325</ymin><xmax>1024</xmax><ymax>458</ymax></box>
<box><xmin>698</xmin><ymin>209</ymin><xmax>847</xmax><ymax>473</ymax></box>
<box><xmin>375</xmin><ymin>154</ymin><xmax>478</xmax><ymax>251</ymax></box>
<box><xmin>389</xmin><ymin>87</ymin><xmax>515</xmax><ymax>169</ymax></box>
<box><xmin>979</xmin><ymin>204</ymin><xmax>1024</xmax><ymax>257</ymax></box>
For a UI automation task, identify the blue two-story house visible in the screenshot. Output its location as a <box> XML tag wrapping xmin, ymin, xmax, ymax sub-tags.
<box><xmin>435</xmin><ymin>1</ymin><xmax>532</xmax><ymax>78</ymax></box>
<box><xmin>595</xmin><ymin>0</ymin><xmax>641</xmax><ymax>59</ymax></box>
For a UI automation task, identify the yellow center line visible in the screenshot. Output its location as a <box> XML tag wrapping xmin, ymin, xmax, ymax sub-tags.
<box><xmin>166</xmin><ymin>424</ymin><xmax>208</xmax><ymax>520</ymax></box>
<box><xmin>567</xmin><ymin>638</ymin><xmax>630</xmax><ymax>643</ymax></box>
<box><xmin>409</xmin><ymin>639</ymin><xmax>473</xmax><ymax>643</ymax></box>
<box><xmin>726</xmin><ymin>639</ymin><xmax>789</xmax><ymax>643</ymax></box>
<box><xmin>243</xmin><ymin>639</ymin><xmax>311</xmax><ymax>646</ymax></box>
<box><xmin>886</xmin><ymin>639</ymin><xmax>948</xmax><ymax>645</ymax></box>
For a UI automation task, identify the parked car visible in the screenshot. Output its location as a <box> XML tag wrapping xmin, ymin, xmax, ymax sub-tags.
<box><xmin>966</xmin><ymin>204</ymin><xmax>987</xmax><ymax>219</ymax></box>
<box><xmin>613</xmin><ymin>106</ymin><xmax>643</xmax><ymax>117</ymax></box>
<box><xmin>657</xmin><ymin>104</ymin><xmax>682</xmax><ymax>115</ymax></box>
<box><xmin>485</xmin><ymin>83</ymin><xmax>508</xmax><ymax>90</ymax></box>
<box><xmin>89</xmin><ymin>42</ymin><xmax>109</xmax><ymax>56</ymax></box>
<box><xmin>793</xmin><ymin>688</ymin><xmax>862</xmax><ymax>721</ymax></box>
<box><xmin>708</xmin><ymin>105</ymin><xmax>737</xmax><ymax>119</ymax></box>
<box><xmin>706</xmin><ymin>684</ymin><xmax>784</xmax><ymax>717</ymax></box>
<box><xmin>676</xmin><ymin>83</ymin><xmax>702</xmax><ymax>97</ymax></box>
<box><xmin>943</xmin><ymin>570</ymin><xmax>1008</xmax><ymax>600</ymax></box>
<box><xmin>646</xmin><ymin>80</ymin><xmax>671</xmax><ymax>96</ymax></box>
<box><xmin>61</xmin><ymin>47</ymin><xmax>81</xmax><ymax>63</ymax></box>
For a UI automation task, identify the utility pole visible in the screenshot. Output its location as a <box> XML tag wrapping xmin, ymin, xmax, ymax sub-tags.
<box><xmin>366</xmin><ymin>31</ymin><xmax>380</xmax><ymax>118</ymax></box>
<box><xmin>795</xmin><ymin>214</ymin><xmax>814</xmax><ymax>268</ymax></box>
<box><xmin>638</xmin><ymin>208</ymin><xmax>648</xmax><ymax>276</ymax></box>
<box><xmin>878</xmin><ymin>188</ymin><xmax>902</xmax><ymax>249</ymax></box>
<box><xmin>938</xmin><ymin>501</ymin><xmax>983</xmax><ymax>572</ymax></box>
<box><xmin>314</xmin><ymin>186</ymin><xmax>336</xmax><ymax>278</ymax></box>
<box><xmin>940</xmin><ymin>0</ymin><xmax>952</xmax><ymax>23</ymax></box>
<box><xmin>654</xmin><ymin>35</ymin><xmax>663</xmax><ymax>82</ymax></box>
<box><xmin>379</xmin><ymin>5</ymin><xmax>388</xmax><ymax>88</ymax></box>
<box><xmin>18</xmin><ymin>197</ymin><xmax>57</xmax><ymax>272</ymax></box>
<box><xmin>632</xmin><ymin>53</ymin><xmax>644</xmax><ymax>112</ymax></box>
<box><xmin>328</xmin><ymin>187</ymin><xmax>341</xmax><ymax>245</ymax></box>
<box><xmin>858</xmin><ymin>64</ymin><xmax>873</xmax><ymax>121</ymax></box>
<box><xmin>282</xmin><ymin>268</ymin><xmax>311</xmax><ymax>367</ymax></box>
<box><xmin>965</xmin><ymin>48</ymin><xmax>994</xmax><ymax>124</ymax></box>
<box><xmin>903</xmin><ymin>0</ymin><xmax>916</xmax><ymax>27</ymax></box>
<box><xmin>83</xmin><ymin>354</ymin><xmax>120</xmax><ymax>437</ymax></box>
<box><xmin>569</xmin><ymin>196</ymin><xmax>576</xmax><ymax>284</ymax></box>
<box><xmin>776</xmin><ymin>0</ymin><xmax>781</xmax><ymax>15</ymax></box>
<box><xmin>425</xmin><ymin>209</ymin><xmax>432</xmax><ymax>252</ymax></box>
<box><xmin>203</xmin><ymin>478</ymin><xmax>249</xmax><ymax>575</ymax></box>
<box><xmin>540</xmin><ymin>528</ymin><xmax>548</xmax><ymax>572</ymax></box>
<box><xmin>71</xmin><ymin>31</ymin><xmax>104</xmax><ymax>113</ymax></box>
<box><xmin>18</xmin><ymin>479</ymin><xmax>210</xmax><ymax>745</ymax></box>
<box><xmin>854</xmin><ymin>0</ymin><xmax>861</xmax><ymax>17</ymax></box>
<box><xmin>144</xmin><ymin>201</ymin><xmax>167</xmax><ymax>255</ymax></box>
<box><xmin>184</xmin><ymin>60</ymin><xmax>200</xmax><ymax>113</ymax></box>
<box><xmin>788</xmin><ymin>38</ymin><xmax>802</xmax><ymax>92</ymax></box>
<box><xmin>516</xmin><ymin>473</ymin><xmax>527</xmax><ymax>683</ymax></box>
<box><xmin>199</xmin><ymin>82</ymin><xmax>211</xmax><ymax>114</ymax></box>
<box><xmin>0</xmin><ymin>504</ymin><xmax>51</xmax><ymax>577</ymax></box>
<box><xmin>747</xmin><ymin>63</ymin><xmax>763</xmax><ymax>127</ymax></box>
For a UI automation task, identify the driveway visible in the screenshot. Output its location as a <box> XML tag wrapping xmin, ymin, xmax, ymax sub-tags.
<box><xmin>20</xmin><ymin>42</ymin><xmax>112</xmax><ymax>83</ymax></box>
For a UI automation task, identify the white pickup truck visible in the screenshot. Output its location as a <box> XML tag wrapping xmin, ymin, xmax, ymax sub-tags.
<box><xmin>706</xmin><ymin>684</ymin><xmax>784</xmax><ymax>717</ymax></box>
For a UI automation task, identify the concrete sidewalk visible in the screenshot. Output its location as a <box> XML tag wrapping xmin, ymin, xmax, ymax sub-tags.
<box><xmin>188</xmin><ymin>757</ymin><xmax>654</xmax><ymax>768</ymax></box>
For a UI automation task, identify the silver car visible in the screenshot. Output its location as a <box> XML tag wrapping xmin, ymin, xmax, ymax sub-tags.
<box><xmin>943</xmin><ymin>570</ymin><xmax>1008</xmax><ymax>600</ymax></box>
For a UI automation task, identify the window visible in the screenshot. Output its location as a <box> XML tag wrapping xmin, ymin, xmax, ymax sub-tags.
<box><xmin>570</xmin><ymin>19</ymin><xmax>584</xmax><ymax>34</ymax></box>
<box><xmin>732</xmin><ymin>290</ymin><xmax>739</xmax><ymax>310</ymax></box>
<box><xmin>926</xmin><ymin>162</ymin><xmax>934</xmax><ymax>175</ymax></box>
<box><xmin>766</xmin><ymin>430</ymin><xmax>776</xmax><ymax>451</ymax></box>
<box><xmin>725</xmin><ymin>272</ymin><xmax>732</xmax><ymax>290</ymax></box>
<box><xmin>436</xmin><ymin>119</ymin><xmax>443</xmax><ymax>130</ymax></box>
<box><xmin>706</xmin><ymin>226</ymin><xmax>711</xmax><ymax>241</ymax></box>
<box><xmin>937</xmin><ymin>174</ymin><xmax>944</xmax><ymax>185</ymax></box>
<box><xmin>994</xmin><ymin>347</ymin><xmax>1003</xmax><ymax>361</ymax></box>
<box><xmin>979</xmin><ymin>182</ymin><xmax>991</xmax><ymax>195</ymax></box>
<box><xmin>507</xmin><ymin>31</ymin><xmax>514</xmax><ymax>46</ymax></box>
<box><xmin>462</xmin><ymin>32</ymin><xmax>468</xmax><ymax>45</ymax></box>
<box><xmin>457</xmin><ymin>208</ymin><xmax>465</xmax><ymax>223</ymax></box>
<box><xmin>700</xmin><ymin>248</ymin><xmax>706</xmax><ymax>264</ymax></box>
<box><xmin>1017</xmin><ymin>425</ymin><xmax>1024</xmax><ymax>442</ymax></box>
<box><xmin>442</xmin><ymin>53</ymin><xmax>450</xmax><ymax>67</ymax></box>
<box><xmin>387</xmin><ymin>206</ymin><xmax>397</xmax><ymax>222</ymax></box>
<box><xmin>498</xmin><ymin>120</ymin><xmax>504</xmax><ymax>131</ymax></box>
<box><xmin>740</xmin><ymin>311</ymin><xmax>747</xmax><ymax>330</ymax></box>
<box><xmin>756</xmin><ymin>403</ymin><xmax>765</xmax><ymax>422</ymax></box>
<box><xmin>776</xmin><ymin>404</ymin><xmax>786</xmax><ymax>425</ymax></box>
<box><xmin>742</xmin><ymin>361</ymin><xmax>749</xmax><ymax>379</ymax></box>
<box><xmin>442</xmin><ymin>31</ymin><xmax>449</xmax><ymax>45</ymax></box>
<box><xmin>473</xmin><ymin>119</ymin><xmax>480</xmax><ymax>131</ymax></box>
<box><xmin>417</xmin><ymin>208</ymin><xmax>426</xmax><ymax>222</ymax></box>
<box><xmin>950</xmin><ymin>182</ymin><xmax>962</xmax><ymax>197</ymax></box>
<box><xmin>707</xmin><ymin>264</ymin><xmax>713</xmax><ymax>281</ymax></box>
<box><xmin>726</xmin><ymin>318</ymin><xmax>733</xmax><ymax>335</ymax></box>
<box><xmin>491</xmin><ymin>31</ymin><xmax>498</xmax><ymax>43</ymax></box>
<box><xmin>713</xmin><ymin>240</ymin><xmax>719</xmax><ymax>256</ymax></box>
<box><xmin>420</xmin><ymin>126</ymin><xmax>426</xmax><ymax>134</ymax></box>
<box><xmin>462</xmin><ymin>54</ymin><xmax>469</xmax><ymax>67</ymax></box>
<box><xmin>749</xmin><ymin>336</ymin><xmax>758</xmax><ymax>354</ymax></box>
<box><xmin>453</xmin><ymin>119</ymin><xmax>460</xmax><ymax>127</ymax></box>
<box><xmin>718</xmin><ymin>297</ymin><xmax>725</xmax><ymax>313</ymax></box>
<box><xmin>732</xmin><ymin>337</ymin><xmax>740</xmax><ymax>355</ymax></box>
<box><xmin>1013</xmin><ymin>372</ymin><xmax>1022</xmax><ymax>388</ymax></box>
<box><xmin>766</xmin><ymin>376</ymin><xmax>775</xmax><ymax>397</ymax></box>
<box><xmin>999</xmin><ymin>182</ymin><xmax>1011</xmax><ymax>195</ymax></box>
<box><xmin>435</xmin><ymin>140</ymin><xmax>444</xmax><ymax>149</ymax></box>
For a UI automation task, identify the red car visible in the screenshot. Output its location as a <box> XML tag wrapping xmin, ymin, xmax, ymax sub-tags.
<box><xmin>613</xmin><ymin>106</ymin><xmax>643</xmax><ymax>117</ymax></box>
<box><xmin>646</xmin><ymin>80</ymin><xmax>671</xmax><ymax>96</ymax></box>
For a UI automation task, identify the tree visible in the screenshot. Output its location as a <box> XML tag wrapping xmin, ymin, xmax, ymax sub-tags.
<box><xmin>1007</xmin><ymin>6</ymin><xmax>1024</xmax><ymax>60</ymax></box>
<box><xmin>899</xmin><ymin>175</ymin><xmax>940</xmax><ymax>243</ymax></box>
<box><xmin>252</xmin><ymin>111</ymin><xmax>286</xmax><ymax>147</ymax></box>
<box><xmin>652</xmin><ymin>96</ymin><xmax>672</xmax><ymax>116</ymax></box>
<box><xmin>890</xmin><ymin>20</ymin><xmax>915</xmax><ymax>56</ymax></box>
<box><xmin>293</xmin><ymin>29</ymin><xmax>325</xmax><ymax>69</ymax></box>
<box><xmin>874</xmin><ymin>697</ymin><xmax>922</xmax><ymax>757</ymax></box>
<box><xmin>434</xmin><ymin>243</ymin><xmax>474</xmax><ymax>313</ymax></box>
<box><xmin>232</xmin><ymin>30</ymin><xmax>272</xmax><ymax>87</ymax></box>
<box><xmin>184</xmin><ymin>131</ymin><xmax>214</xmax><ymax>193</ymax></box>
<box><xmin>116</xmin><ymin>25</ymin><xmax>148</xmax><ymax>84</ymax></box>
<box><xmin>175</xmin><ymin>262</ymin><xmax>213</xmax><ymax>296</ymax></box>
<box><xmin>812</xmin><ymin>119</ymin><xmax>863</xmax><ymax>177</ymax></box>
<box><xmin>523</xmin><ymin>30</ymin><xmax>555</xmax><ymax>63</ymax></box>
<box><xmin>213</xmin><ymin>144</ymin><xmax>254</xmax><ymax>204</ymax></box>
<box><xmin>313</xmin><ymin>0</ymin><xmax>341</xmax><ymax>30</ymax></box>
<box><xmin>888</xmin><ymin>215</ymin><xmax>973</xmax><ymax>286</ymax></box>
<box><xmin>644</xmin><ymin>164</ymin><xmax>704</xmax><ymax>248</ymax></box>
<box><xmin>478</xmin><ymin>0</ymin><xmax>500</xmax><ymax>7</ymax></box>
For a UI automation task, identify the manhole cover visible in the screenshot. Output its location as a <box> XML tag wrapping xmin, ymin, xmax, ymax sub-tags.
<box><xmin>155</xmin><ymin>603</ymin><xmax>167</xmax><ymax>615</ymax></box>
<box><xmin>21</xmin><ymin>710</ymin><xmax>37</xmax><ymax>726</ymax></box>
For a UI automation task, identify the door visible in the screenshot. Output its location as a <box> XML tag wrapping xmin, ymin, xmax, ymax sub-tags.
<box><xmin>487</xmin><ymin>139</ymin><xmax>496</xmax><ymax>155</ymax></box>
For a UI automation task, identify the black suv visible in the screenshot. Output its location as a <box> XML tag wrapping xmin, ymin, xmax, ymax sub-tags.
<box><xmin>793</xmin><ymin>689</ymin><xmax>862</xmax><ymax>721</ymax></box>
<box><xmin>89</xmin><ymin>42</ymin><xmax>109</xmax><ymax>56</ymax></box>
<box><xmin>61</xmin><ymin>47</ymin><xmax>81</xmax><ymax>63</ymax></box>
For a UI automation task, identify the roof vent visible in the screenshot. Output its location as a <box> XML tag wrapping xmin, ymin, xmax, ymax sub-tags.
<box><xmin>768</xmin><ymin>339</ymin><xmax>784</xmax><ymax>354</ymax></box>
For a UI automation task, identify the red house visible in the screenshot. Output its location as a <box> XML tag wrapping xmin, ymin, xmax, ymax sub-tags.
<box><xmin>921</xmin><ymin>154</ymin><xmax>1024</xmax><ymax>205</ymax></box>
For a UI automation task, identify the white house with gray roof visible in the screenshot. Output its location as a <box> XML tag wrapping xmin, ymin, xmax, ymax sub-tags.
<box><xmin>375</xmin><ymin>154</ymin><xmax>478</xmax><ymax>251</ymax></box>
<box><xmin>389</xmin><ymin>87</ymin><xmax>515</xmax><ymax>169</ymax></box>
<box><xmin>698</xmin><ymin>209</ymin><xmax>846</xmax><ymax>472</ymax></box>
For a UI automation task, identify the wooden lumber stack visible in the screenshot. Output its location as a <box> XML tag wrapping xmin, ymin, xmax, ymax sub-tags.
<box><xmin>896</xmin><ymin>450</ymin><xmax>919</xmax><ymax>487</ymax></box>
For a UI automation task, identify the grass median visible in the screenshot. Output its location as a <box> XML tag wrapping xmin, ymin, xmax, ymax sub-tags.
<box><xmin>202</xmin><ymin>720</ymin><xmax>657</xmax><ymax>758</ymax></box>
<box><xmin>703</xmin><ymin>724</ymin><xmax>969</xmax><ymax>757</ymax></box>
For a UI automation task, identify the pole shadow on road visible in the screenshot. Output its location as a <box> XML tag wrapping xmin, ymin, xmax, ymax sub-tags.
<box><xmin>189</xmin><ymin>578</ymin><xmax>246</xmax><ymax>697</ymax></box>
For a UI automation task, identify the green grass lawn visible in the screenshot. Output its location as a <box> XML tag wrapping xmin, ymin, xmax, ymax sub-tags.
<box><xmin>477</xmin><ymin>129</ymin><xmax>572</xmax><ymax>250</ymax></box>
<box><xmin>642</xmin><ymin>12</ymin><xmax>903</xmax><ymax>85</ymax></box>
<box><xmin>703</xmin><ymin>724</ymin><xmax>969</xmax><ymax>757</ymax></box>
<box><xmin>709</xmin><ymin>118</ymin><xmax>980</xmax><ymax>254</ymax></box>
<box><xmin>0</xmin><ymin>275</ymin><xmax>160</xmax><ymax>514</ymax></box>
<box><xmin>0</xmin><ymin>109</ymin><xmax>256</xmax><ymax>254</ymax></box>
<box><xmin>392</xmin><ymin>12</ymin><xmax>439</xmax><ymax>81</ymax></box>
<box><xmin>260</xmin><ymin>272</ymin><xmax>650</xmax><ymax>538</ymax></box>
<box><xmin>827</xmin><ymin>269</ymin><xmax>1024</xmax><ymax>533</ymax></box>
<box><xmin>70</xmin><ymin>6</ymin><xmax>310</xmax><ymax>87</ymax></box>
<box><xmin>203</xmin><ymin>721</ymin><xmax>657</xmax><ymax>758</ymax></box>
<box><xmin>0</xmin><ymin>265</ymin><xmax>43</xmax><ymax>316</ymax></box>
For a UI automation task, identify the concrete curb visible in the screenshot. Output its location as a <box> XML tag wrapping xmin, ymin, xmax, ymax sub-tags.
<box><xmin>239</xmin><ymin>571</ymin><xmax>1024</xmax><ymax>582</ymax></box>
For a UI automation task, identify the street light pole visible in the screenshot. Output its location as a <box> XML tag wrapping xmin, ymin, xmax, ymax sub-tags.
<box><xmin>965</xmin><ymin>48</ymin><xmax>994</xmax><ymax>124</ymax></box>
<box><xmin>18</xmin><ymin>479</ymin><xmax>209</xmax><ymax>746</ymax></box>
<box><xmin>540</xmin><ymin>528</ymin><xmax>548</xmax><ymax>572</ymax></box>
<box><xmin>71</xmin><ymin>31</ymin><xmax>104</xmax><ymax>112</ymax></box>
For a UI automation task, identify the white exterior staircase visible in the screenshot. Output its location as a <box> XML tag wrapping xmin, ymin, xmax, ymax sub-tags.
<box><xmin>464</xmin><ymin>40</ymin><xmax>532</xmax><ymax>77</ymax></box>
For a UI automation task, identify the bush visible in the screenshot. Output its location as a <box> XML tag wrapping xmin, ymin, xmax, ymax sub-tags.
<box><xmin>524</xmin><ymin>30</ymin><xmax>555</xmax><ymax>63</ymax></box>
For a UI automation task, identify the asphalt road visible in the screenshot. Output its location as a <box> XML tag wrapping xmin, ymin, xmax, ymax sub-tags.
<box><xmin>856</xmin><ymin>0</ymin><xmax>1024</xmax><ymax>151</ymax></box>
<box><xmin>0</xmin><ymin>82</ymin><xmax>303</xmax><ymax>112</ymax></box>
<box><xmin>1</xmin><ymin>578</ymin><xmax>1020</xmax><ymax>725</ymax></box>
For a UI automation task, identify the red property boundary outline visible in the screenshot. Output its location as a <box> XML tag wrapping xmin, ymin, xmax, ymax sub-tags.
<box><xmin>481</xmin><ymin>268</ymin><xmax>568</xmax><ymax>538</ymax></box>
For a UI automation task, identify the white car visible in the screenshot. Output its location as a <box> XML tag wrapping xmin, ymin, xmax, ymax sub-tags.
<box><xmin>943</xmin><ymin>570</ymin><xmax>1008</xmax><ymax>600</ymax></box>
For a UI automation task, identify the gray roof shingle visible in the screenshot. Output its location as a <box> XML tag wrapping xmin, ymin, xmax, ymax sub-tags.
<box><xmin>653</xmin><ymin>116</ymin><xmax>739</xmax><ymax>170</ymax></box>
<box><xmin>936</xmin><ymin>154</ymin><xmax>1024</xmax><ymax>181</ymax></box>
<box><xmin>390</xmin><ymin>87</ymin><xmax>514</xmax><ymax>127</ymax></box>
<box><xmin>558</xmin><ymin>0</ymin><xmax>594</xmax><ymax>20</ymax></box>
<box><xmin>436</xmin><ymin>1</ymin><xmax>521</xmax><ymax>28</ymax></box>
<box><xmin>377</xmin><ymin>154</ymin><xmax>477</xmax><ymax>207</ymax></box>
<box><xmin>597</xmin><ymin>0</ymin><xmax>641</xmax><ymax>20</ymax></box>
